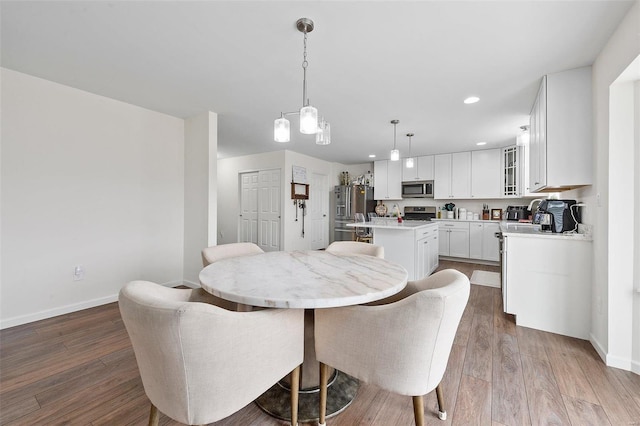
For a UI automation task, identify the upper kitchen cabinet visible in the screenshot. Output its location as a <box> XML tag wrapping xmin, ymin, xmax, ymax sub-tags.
<box><xmin>434</xmin><ymin>152</ymin><xmax>471</xmax><ymax>199</ymax></box>
<box><xmin>529</xmin><ymin>66</ymin><xmax>592</xmax><ymax>192</ymax></box>
<box><xmin>402</xmin><ymin>155</ymin><xmax>434</xmax><ymax>181</ymax></box>
<box><xmin>471</xmin><ymin>149</ymin><xmax>500</xmax><ymax>198</ymax></box>
<box><xmin>374</xmin><ymin>160</ymin><xmax>402</xmax><ymax>200</ymax></box>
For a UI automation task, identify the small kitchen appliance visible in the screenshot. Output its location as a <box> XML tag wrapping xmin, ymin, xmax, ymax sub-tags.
<box><xmin>533</xmin><ymin>199</ymin><xmax>580</xmax><ymax>233</ymax></box>
<box><xmin>505</xmin><ymin>205</ymin><xmax>531</xmax><ymax>221</ymax></box>
<box><xmin>403</xmin><ymin>206</ymin><xmax>436</xmax><ymax>221</ymax></box>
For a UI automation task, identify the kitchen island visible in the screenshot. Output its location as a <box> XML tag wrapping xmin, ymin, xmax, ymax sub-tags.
<box><xmin>348</xmin><ymin>220</ymin><xmax>439</xmax><ymax>280</ymax></box>
<box><xmin>500</xmin><ymin>222</ymin><xmax>593</xmax><ymax>339</ymax></box>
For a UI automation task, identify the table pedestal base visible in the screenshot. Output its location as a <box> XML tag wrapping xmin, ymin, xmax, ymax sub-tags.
<box><xmin>255</xmin><ymin>371</ymin><xmax>359</xmax><ymax>423</ymax></box>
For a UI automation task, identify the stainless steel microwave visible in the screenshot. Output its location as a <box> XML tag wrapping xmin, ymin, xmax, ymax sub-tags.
<box><xmin>401</xmin><ymin>180</ymin><xmax>434</xmax><ymax>198</ymax></box>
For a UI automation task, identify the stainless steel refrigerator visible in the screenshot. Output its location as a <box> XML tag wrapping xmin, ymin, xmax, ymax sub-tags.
<box><xmin>333</xmin><ymin>185</ymin><xmax>376</xmax><ymax>242</ymax></box>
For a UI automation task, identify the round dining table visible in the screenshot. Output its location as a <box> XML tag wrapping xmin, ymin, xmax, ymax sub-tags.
<box><xmin>199</xmin><ymin>249</ymin><xmax>408</xmax><ymax>422</ymax></box>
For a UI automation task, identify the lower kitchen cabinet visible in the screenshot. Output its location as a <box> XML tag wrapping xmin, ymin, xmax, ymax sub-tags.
<box><xmin>372</xmin><ymin>223</ymin><xmax>439</xmax><ymax>281</ymax></box>
<box><xmin>502</xmin><ymin>233</ymin><xmax>592</xmax><ymax>339</ymax></box>
<box><xmin>416</xmin><ymin>226</ymin><xmax>439</xmax><ymax>279</ymax></box>
<box><xmin>439</xmin><ymin>220</ymin><xmax>499</xmax><ymax>262</ymax></box>
<box><xmin>469</xmin><ymin>222</ymin><xmax>500</xmax><ymax>261</ymax></box>
<box><xmin>438</xmin><ymin>221</ymin><xmax>469</xmax><ymax>258</ymax></box>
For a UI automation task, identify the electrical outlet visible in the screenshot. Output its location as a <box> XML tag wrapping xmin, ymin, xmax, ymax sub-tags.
<box><xmin>73</xmin><ymin>265</ymin><xmax>84</xmax><ymax>281</ymax></box>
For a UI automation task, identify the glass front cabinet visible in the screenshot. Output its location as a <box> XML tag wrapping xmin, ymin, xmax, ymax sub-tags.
<box><xmin>502</xmin><ymin>145</ymin><xmax>519</xmax><ymax>197</ymax></box>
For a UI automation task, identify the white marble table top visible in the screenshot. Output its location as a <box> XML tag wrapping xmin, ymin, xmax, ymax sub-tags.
<box><xmin>198</xmin><ymin>250</ymin><xmax>408</xmax><ymax>309</ymax></box>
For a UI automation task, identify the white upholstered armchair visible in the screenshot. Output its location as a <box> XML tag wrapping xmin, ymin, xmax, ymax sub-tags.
<box><xmin>325</xmin><ymin>241</ymin><xmax>384</xmax><ymax>258</ymax></box>
<box><xmin>201</xmin><ymin>242</ymin><xmax>264</xmax><ymax>266</ymax></box>
<box><xmin>119</xmin><ymin>281</ymin><xmax>304</xmax><ymax>426</ymax></box>
<box><xmin>314</xmin><ymin>269</ymin><xmax>470</xmax><ymax>425</ymax></box>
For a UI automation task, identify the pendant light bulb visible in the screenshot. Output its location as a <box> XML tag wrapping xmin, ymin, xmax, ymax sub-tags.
<box><xmin>405</xmin><ymin>133</ymin><xmax>414</xmax><ymax>167</ymax></box>
<box><xmin>316</xmin><ymin>118</ymin><xmax>331</xmax><ymax>145</ymax></box>
<box><xmin>390</xmin><ymin>119</ymin><xmax>400</xmax><ymax>161</ymax></box>
<box><xmin>274</xmin><ymin>116</ymin><xmax>290</xmax><ymax>143</ymax></box>
<box><xmin>300</xmin><ymin>105</ymin><xmax>318</xmax><ymax>134</ymax></box>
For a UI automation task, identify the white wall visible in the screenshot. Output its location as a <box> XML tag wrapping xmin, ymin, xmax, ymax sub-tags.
<box><xmin>587</xmin><ymin>0</ymin><xmax>640</xmax><ymax>368</ymax></box>
<box><xmin>217</xmin><ymin>150</ymin><xmax>285</xmax><ymax>246</ymax></box>
<box><xmin>217</xmin><ymin>150</ymin><xmax>339</xmax><ymax>251</ymax></box>
<box><xmin>634</xmin><ymin>80</ymin><xmax>640</xmax><ymax>372</ymax></box>
<box><xmin>183</xmin><ymin>112</ymin><xmax>217</xmax><ymax>286</ymax></box>
<box><xmin>0</xmin><ymin>68</ymin><xmax>185</xmax><ymax>328</ymax></box>
<box><xmin>283</xmin><ymin>151</ymin><xmax>337</xmax><ymax>251</ymax></box>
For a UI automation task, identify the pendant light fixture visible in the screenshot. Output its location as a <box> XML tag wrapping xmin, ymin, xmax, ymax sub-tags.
<box><xmin>390</xmin><ymin>120</ymin><xmax>400</xmax><ymax>161</ymax></box>
<box><xmin>405</xmin><ymin>133</ymin><xmax>415</xmax><ymax>168</ymax></box>
<box><xmin>274</xmin><ymin>18</ymin><xmax>331</xmax><ymax>145</ymax></box>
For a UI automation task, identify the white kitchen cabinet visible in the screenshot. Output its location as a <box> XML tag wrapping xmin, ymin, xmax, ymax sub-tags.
<box><xmin>529</xmin><ymin>66</ymin><xmax>592</xmax><ymax>192</ymax></box>
<box><xmin>415</xmin><ymin>225</ymin><xmax>439</xmax><ymax>279</ymax></box>
<box><xmin>482</xmin><ymin>222</ymin><xmax>500</xmax><ymax>261</ymax></box>
<box><xmin>374</xmin><ymin>160</ymin><xmax>402</xmax><ymax>200</ymax></box>
<box><xmin>501</xmin><ymin>145</ymin><xmax>520</xmax><ymax>197</ymax></box>
<box><xmin>469</xmin><ymin>222</ymin><xmax>500</xmax><ymax>261</ymax></box>
<box><xmin>371</xmin><ymin>223</ymin><xmax>438</xmax><ymax>280</ymax></box>
<box><xmin>402</xmin><ymin>155</ymin><xmax>434</xmax><ymax>181</ymax></box>
<box><xmin>434</xmin><ymin>152</ymin><xmax>471</xmax><ymax>199</ymax></box>
<box><xmin>502</xmin><ymin>233</ymin><xmax>592</xmax><ymax>339</ymax></box>
<box><xmin>469</xmin><ymin>222</ymin><xmax>483</xmax><ymax>259</ymax></box>
<box><xmin>471</xmin><ymin>149</ymin><xmax>500</xmax><ymax>198</ymax></box>
<box><xmin>438</xmin><ymin>221</ymin><xmax>469</xmax><ymax>258</ymax></box>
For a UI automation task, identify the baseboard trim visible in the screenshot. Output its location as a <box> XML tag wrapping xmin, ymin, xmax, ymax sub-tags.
<box><xmin>181</xmin><ymin>280</ymin><xmax>200</xmax><ymax>289</ymax></box>
<box><xmin>607</xmin><ymin>353</ymin><xmax>633</xmax><ymax>371</ymax></box>
<box><xmin>0</xmin><ymin>280</ymin><xmax>188</xmax><ymax>330</ymax></box>
<box><xmin>0</xmin><ymin>294</ymin><xmax>119</xmax><ymax>330</ymax></box>
<box><xmin>631</xmin><ymin>359</ymin><xmax>640</xmax><ymax>375</ymax></box>
<box><xmin>589</xmin><ymin>333</ymin><xmax>607</xmax><ymax>363</ymax></box>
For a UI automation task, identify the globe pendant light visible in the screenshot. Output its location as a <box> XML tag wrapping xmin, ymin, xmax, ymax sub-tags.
<box><xmin>273</xmin><ymin>18</ymin><xmax>330</xmax><ymax>143</ymax></box>
<box><xmin>405</xmin><ymin>133</ymin><xmax>414</xmax><ymax>168</ymax></box>
<box><xmin>390</xmin><ymin>119</ymin><xmax>400</xmax><ymax>161</ymax></box>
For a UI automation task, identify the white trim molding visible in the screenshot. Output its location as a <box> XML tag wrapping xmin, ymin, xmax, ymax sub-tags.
<box><xmin>0</xmin><ymin>280</ymin><xmax>189</xmax><ymax>330</ymax></box>
<box><xmin>590</xmin><ymin>333</ymin><xmax>607</xmax><ymax>363</ymax></box>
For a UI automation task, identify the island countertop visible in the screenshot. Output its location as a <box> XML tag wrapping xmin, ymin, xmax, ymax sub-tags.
<box><xmin>346</xmin><ymin>220</ymin><xmax>437</xmax><ymax>230</ymax></box>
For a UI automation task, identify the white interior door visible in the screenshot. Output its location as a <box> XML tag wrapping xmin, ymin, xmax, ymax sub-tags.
<box><xmin>239</xmin><ymin>172</ymin><xmax>259</xmax><ymax>243</ymax></box>
<box><xmin>258</xmin><ymin>169</ymin><xmax>281</xmax><ymax>252</ymax></box>
<box><xmin>309</xmin><ymin>173</ymin><xmax>328</xmax><ymax>250</ymax></box>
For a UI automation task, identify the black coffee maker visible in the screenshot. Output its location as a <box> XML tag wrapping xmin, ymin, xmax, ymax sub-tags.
<box><xmin>534</xmin><ymin>200</ymin><xmax>580</xmax><ymax>233</ymax></box>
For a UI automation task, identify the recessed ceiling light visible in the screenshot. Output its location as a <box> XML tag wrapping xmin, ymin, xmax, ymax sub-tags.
<box><xmin>464</xmin><ymin>96</ymin><xmax>480</xmax><ymax>104</ymax></box>
<box><xmin>476</xmin><ymin>142</ymin><xmax>487</xmax><ymax>146</ymax></box>
<box><xmin>368</xmin><ymin>154</ymin><xmax>376</xmax><ymax>158</ymax></box>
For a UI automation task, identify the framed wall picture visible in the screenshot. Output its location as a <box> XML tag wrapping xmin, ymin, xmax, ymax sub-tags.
<box><xmin>491</xmin><ymin>208</ymin><xmax>503</xmax><ymax>220</ymax></box>
<box><xmin>291</xmin><ymin>182</ymin><xmax>309</xmax><ymax>200</ymax></box>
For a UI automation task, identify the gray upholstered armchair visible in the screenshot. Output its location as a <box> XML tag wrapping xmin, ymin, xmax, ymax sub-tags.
<box><xmin>325</xmin><ymin>241</ymin><xmax>384</xmax><ymax>258</ymax></box>
<box><xmin>119</xmin><ymin>281</ymin><xmax>304</xmax><ymax>426</ymax></box>
<box><xmin>314</xmin><ymin>269</ymin><xmax>470</xmax><ymax>425</ymax></box>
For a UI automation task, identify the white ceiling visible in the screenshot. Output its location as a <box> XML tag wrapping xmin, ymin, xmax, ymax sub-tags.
<box><xmin>1</xmin><ymin>1</ymin><xmax>634</xmax><ymax>164</ymax></box>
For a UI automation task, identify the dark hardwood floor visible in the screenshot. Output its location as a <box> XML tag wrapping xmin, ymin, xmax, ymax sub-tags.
<box><xmin>1</xmin><ymin>261</ymin><xmax>639</xmax><ymax>425</ymax></box>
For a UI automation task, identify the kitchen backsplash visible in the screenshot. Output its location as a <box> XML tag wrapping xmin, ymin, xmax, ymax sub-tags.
<box><xmin>381</xmin><ymin>198</ymin><xmax>532</xmax><ymax>219</ymax></box>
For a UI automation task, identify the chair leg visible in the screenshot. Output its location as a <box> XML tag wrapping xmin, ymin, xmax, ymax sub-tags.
<box><xmin>290</xmin><ymin>365</ymin><xmax>301</xmax><ymax>426</ymax></box>
<box><xmin>412</xmin><ymin>395</ymin><xmax>425</xmax><ymax>426</ymax></box>
<box><xmin>148</xmin><ymin>403</ymin><xmax>159</xmax><ymax>426</ymax></box>
<box><xmin>435</xmin><ymin>384</ymin><xmax>447</xmax><ymax>420</ymax></box>
<box><xmin>319</xmin><ymin>362</ymin><xmax>329</xmax><ymax>426</ymax></box>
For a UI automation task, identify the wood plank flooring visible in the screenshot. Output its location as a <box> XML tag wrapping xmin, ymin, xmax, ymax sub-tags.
<box><xmin>1</xmin><ymin>260</ymin><xmax>639</xmax><ymax>425</ymax></box>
